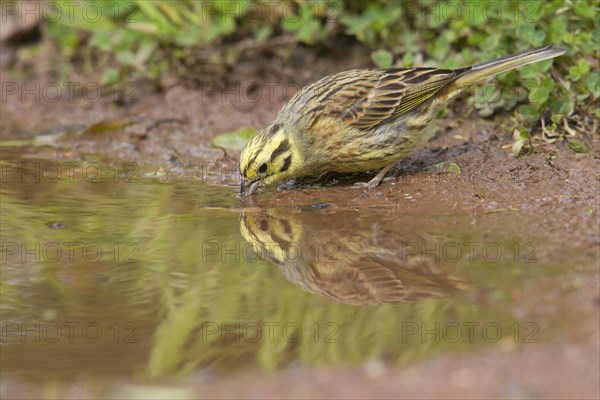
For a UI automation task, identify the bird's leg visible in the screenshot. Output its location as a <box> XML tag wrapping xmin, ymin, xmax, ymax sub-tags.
<box><xmin>354</xmin><ymin>163</ymin><xmax>396</xmax><ymax>189</ymax></box>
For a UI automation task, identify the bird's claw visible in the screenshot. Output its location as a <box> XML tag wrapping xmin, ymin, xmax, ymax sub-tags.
<box><xmin>352</xmin><ymin>177</ymin><xmax>383</xmax><ymax>190</ymax></box>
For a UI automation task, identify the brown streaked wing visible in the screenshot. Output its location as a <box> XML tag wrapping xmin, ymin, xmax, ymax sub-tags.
<box><xmin>306</xmin><ymin>67</ymin><xmax>468</xmax><ymax>130</ymax></box>
<box><xmin>330</xmin><ymin>256</ymin><xmax>460</xmax><ymax>304</ymax></box>
<box><xmin>391</xmin><ymin>67</ymin><xmax>469</xmax><ymax>116</ymax></box>
<box><xmin>311</xmin><ymin>257</ymin><xmax>409</xmax><ymax>304</ymax></box>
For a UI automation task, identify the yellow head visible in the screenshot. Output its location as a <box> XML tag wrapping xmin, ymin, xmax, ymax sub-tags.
<box><xmin>239</xmin><ymin>123</ymin><xmax>304</xmax><ymax>196</ymax></box>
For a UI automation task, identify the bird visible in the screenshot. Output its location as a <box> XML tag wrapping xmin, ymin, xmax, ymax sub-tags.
<box><xmin>239</xmin><ymin>44</ymin><xmax>566</xmax><ymax>196</ymax></box>
<box><xmin>239</xmin><ymin>207</ymin><xmax>468</xmax><ymax>305</ymax></box>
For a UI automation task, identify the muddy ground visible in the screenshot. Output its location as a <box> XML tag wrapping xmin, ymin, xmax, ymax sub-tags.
<box><xmin>1</xmin><ymin>47</ymin><xmax>599</xmax><ymax>399</ymax></box>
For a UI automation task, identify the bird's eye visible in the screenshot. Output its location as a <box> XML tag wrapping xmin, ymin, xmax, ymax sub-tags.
<box><xmin>258</xmin><ymin>163</ymin><xmax>267</xmax><ymax>173</ymax></box>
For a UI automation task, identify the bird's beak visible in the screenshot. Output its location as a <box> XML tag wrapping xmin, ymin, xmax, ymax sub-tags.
<box><xmin>240</xmin><ymin>178</ymin><xmax>260</xmax><ymax>197</ymax></box>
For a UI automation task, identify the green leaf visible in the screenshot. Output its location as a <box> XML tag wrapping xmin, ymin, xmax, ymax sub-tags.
<box><xmin>135</xmin><ymin>0</ymin><xmax>171</xmax><ymax>29</ymax></box>
<box><xmin>513</xmin><ymin>127</ymin><xmax>530</xmax><ymax>142</ymax></box>
<box><xmin>79</xmin><ymin>118</ymin><xmax>136</xmax><ymax>135</ymax></box>
<box><xmin>254</xmin><ymin>26</ymin><xmax>272</xmax><ymax>44</ymax></box>
<box><xmin>578</xmin><ymin>59</ymin><xmax>591</xmax><ymax>75</ymax></box>
<box><xmin>371</xmin><ymin>49</ymin><xmax>393</xmax><ymax>68</ymax></box>
<box><xmin>116</xmin><ymin>50</ymin><xmax>137</xmax><ymax>66</ymax></box>
<box><xmin>402</xmin><ymin>52</ymin><xmax>414</xmax><ymax>67</ymax></box>
<box><xmin>529</xmin><ymin>86</ymin><xmax>550</xmax><ymax>105</ymax></box>
<box><xmin>563</xmin><ymin>31</ymin><xmax>574</xmax><ymax>44</ymax></box>
<box><xmin>550</xmin><ymin>16</ymin><xmax>568</xmax><ymax>41</ymax></box>
<box><xmin>159</xmin><ymin>2</ymin><xmax>184</xmax><ymax>26</ymax></box>
<box><xmin>586</xmin><ymin>70</ymin><xmax>600</xmax><ymax>98</ymax></box>
<box><xmin>512</xmin><ymin>128</ymin><xmax>531</xmax><ymax>157</ymax></box>
<box><xmin>568</xmin><ymin>139</ymin><xmax>592</xmax><ymax>154</ymax></box>
<box><xmin>568</xmin><ymin>66</ymin><xmax>582</xmax><ymax>81</ymax></box>
<box><xmin>101</xmin><ymin>69</ymin><xmax>119</xmax><ymax>85</ymax></box>
<box><xmin>512</xmin><ymin>140</ymin><xmax>526</xmax><ymax>157</ymax></box>
<box><xmin>574</xmin><ymin>2</ymin><xmax>597</xmax><ymax>18</ymax></box>
<box><xmin>443</xmin><ymin>162</ymin><xmax>461</xmax><ymax>174</ymax></box>
<box><xmin>427</xmin><ymin>162</ymin><xmax>461</xmax><ymax>174</ymax></box>
<box><xmin>550</xmin><ymin>113</ymin><xmax>564</xmax><ymax>124</ymax></box>
<box><xmin>211</xmin><ymin>127</ymin><xmax>257</xmax><ymax>152</ymax></box>
<box><xmin>137</xmin><ymin>41</ymin><xmax>156</xmax><ymax>64</ymax></box>
<box><xmin>281</xmin><ymin>3</ymin><xmax>322</xmax><ymax>45</ymax></box>
<box><xmin>175</xmin><ymin>25</ymin><xmax>201</xmax><ymax>47</ymax></box>
<box><xmin>569</xmin><ymin>59</ymin><xmax>591</xmax><ymax>82</ymax></box>
<box><xmin>517</xmin><ymin>105</ymin><xmax>540</xmax><ymax>122</ymax></box>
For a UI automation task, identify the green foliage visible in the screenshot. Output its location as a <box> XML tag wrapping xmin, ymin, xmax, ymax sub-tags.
<box><xmin>211</xmin><ymin>126</ymin><xmax>257</xmax><ymax>152</ymax></box>
<box><xmin>567</xmin><ymin>138</ymin><xmax>594</xmax><ymax>155</ymax></box>
<box><xmin>512</xmin><ymin>127</ymin><xmax>532</xmax><ymax>157</ymax></box>
<box><xmin>280</xmin><ymin>1</ymin><xmax>336</xmax><ymax>44</ymax></box>
<box><xmin>41</xmin><ymin>0</ymin><xmax>598</xmax><ymax>130</ymax></box>
<box><xmin>370</xmin><ymin>49</ymin><xmax>393</xmax><ymax>68</ymax></box>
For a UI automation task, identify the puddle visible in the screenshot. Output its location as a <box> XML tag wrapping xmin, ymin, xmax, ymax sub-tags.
<box><xmin>1</xmin><ymin>152</ymin><xmax>598</xmax><ymax>392</ymax></box>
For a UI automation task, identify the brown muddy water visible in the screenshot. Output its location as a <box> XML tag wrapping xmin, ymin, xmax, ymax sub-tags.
<box><xmin>1</xmin><ymin>133</ymin><xmax>599</xmax><ymax>398</ymax></box>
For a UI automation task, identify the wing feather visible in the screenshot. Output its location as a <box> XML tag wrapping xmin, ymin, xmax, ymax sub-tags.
<box><xmin>288</xmin><ymin>67</ymin><xmax>470</xmax><ymax>130</ymax></box>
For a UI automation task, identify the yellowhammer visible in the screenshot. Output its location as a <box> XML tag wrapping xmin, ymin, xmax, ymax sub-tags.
<box><xmin>240</xmin><ymin>44</ymin><xmax>566</xmax><ymax>196</ymax></box>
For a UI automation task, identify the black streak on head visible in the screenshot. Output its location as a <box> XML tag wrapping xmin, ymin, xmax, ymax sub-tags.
<box><xmin>271</xmin><ymin>231</ymin><xmax>290</xmax><ymax>252</ymax></box>
<box><xmin>270</xmin><ymin>139</ymin><xmax>290</xmax><ymax>161</ymax></box>
<box><xmin>268</xmin><ymin>124</ymin><xmax>281</xmax><ymax>136</ymax></box>
<box><xmin>259</xmin><ymin>219</ymin><xmax>269</xmax><ymax>231</ymax></box>
<box><xmin>280</xmin><ymin>219</ymin><xmax>292</xmax><ymax>235</ymax></box>
<box><xmin>280</xmin><ymin>155</ymin><xmax>292</xmax><ymax>173</ymax></box>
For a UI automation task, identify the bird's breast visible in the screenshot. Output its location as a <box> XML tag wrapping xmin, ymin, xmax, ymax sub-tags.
<box><xmin>306</xmin><ymin>116</ymin><xmax>433</xmax><ymax>173</ymax></box>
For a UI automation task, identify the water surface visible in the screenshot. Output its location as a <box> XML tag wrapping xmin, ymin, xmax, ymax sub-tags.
<box><xmin>1</xmin><ymin>154</ymin><xmax>596</xmax><ymax>388</ymax></box>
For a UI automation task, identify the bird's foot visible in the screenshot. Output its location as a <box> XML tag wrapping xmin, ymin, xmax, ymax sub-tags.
<box><xmin>353</xmin><ymin>176</ymin><xmax>384</xmax><ymax>189</ymax></box>
<box><xmin>353</xmin><ymin>164</ymin><xmax>396</xmax><ymax>189</ymax></box>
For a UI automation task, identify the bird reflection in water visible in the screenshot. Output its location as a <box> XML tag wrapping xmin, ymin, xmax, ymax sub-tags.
<box><xmin>240</xmin><ymin>207</ymin><xmax>469</xmax><ymax>305</ymax></box>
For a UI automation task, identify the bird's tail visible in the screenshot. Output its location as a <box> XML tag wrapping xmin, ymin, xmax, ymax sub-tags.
<box><xmin>453</xmin><ymin>44</ymin><xmax>566</xmax><ymax>87</ymax></box>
